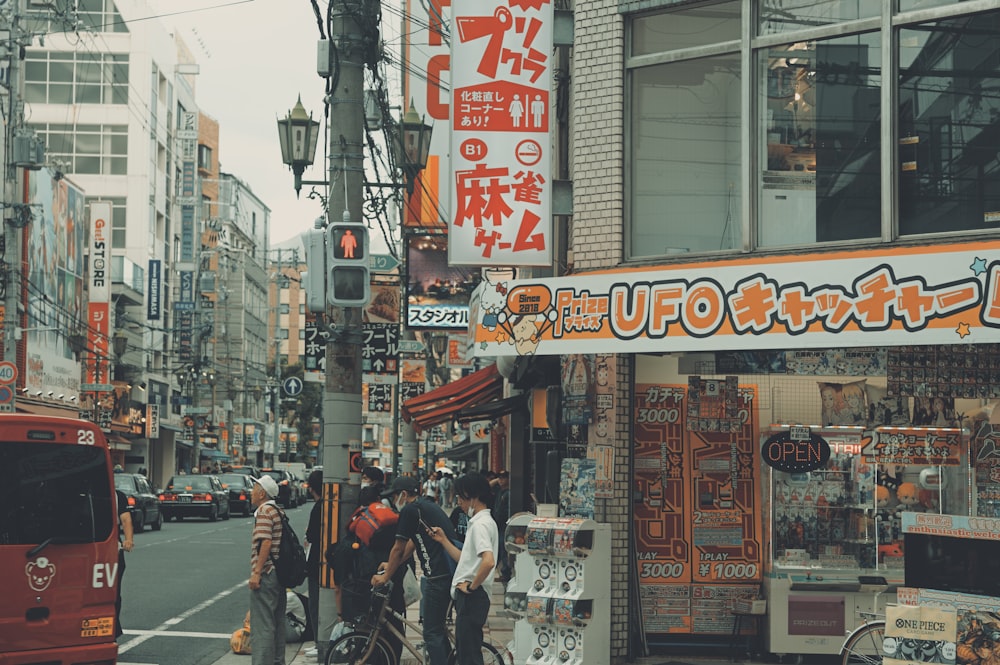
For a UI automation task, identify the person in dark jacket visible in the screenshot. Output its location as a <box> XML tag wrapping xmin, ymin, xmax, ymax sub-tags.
<box><xmin>358</xmin><ymin>466</ymin><xmax>385</xmax><ymax>506</ymax></box>
<box><xmin>304</xmin><ymin>470</ymin><xmax>324</xmax><ymax>654</ymax></box>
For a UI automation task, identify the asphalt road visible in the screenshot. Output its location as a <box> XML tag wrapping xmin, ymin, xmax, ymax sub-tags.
<box><xmin>116</xmin><ymin>499</ymin><xmax>312</xmax><ymax>665</ymax></box>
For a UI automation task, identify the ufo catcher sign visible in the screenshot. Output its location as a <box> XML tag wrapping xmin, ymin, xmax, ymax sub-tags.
<box><xmin>449</xmin><ymin>0</ymin><xmax>553</xmax><ymax>266</ymax></box>
<box><xmin>472</xmin><ymin>240</ymin><xmax>1000</xmax><ymax>357</ymax></box>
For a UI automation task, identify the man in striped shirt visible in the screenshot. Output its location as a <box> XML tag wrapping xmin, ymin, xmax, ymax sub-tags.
<box><xmin>249</xmin><ymin>475</ymin><xmax>286</xmax><ymax>665</ymax></box>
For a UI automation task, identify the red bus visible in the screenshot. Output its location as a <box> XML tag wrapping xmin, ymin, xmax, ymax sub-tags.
<box><xmin>0</xmin><ymin>415</ymin><xmax>120</xmax><ymax>664</ymax></box>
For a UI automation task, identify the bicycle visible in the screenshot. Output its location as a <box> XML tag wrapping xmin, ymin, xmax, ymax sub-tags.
<box><xmin>840</xmin><ymin>611</ymin><xmax>886</xmax><ymax>665</ymax></box>
<box><xmin>325</xmin><ymin>581</ymin><xmax>510</xmax><ymax>665</ymax></box>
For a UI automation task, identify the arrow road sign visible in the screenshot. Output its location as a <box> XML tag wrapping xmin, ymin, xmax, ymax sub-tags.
<box><xmin>283</xmin><ymin>376</ymin><xmax>304</xmax><ymax>397</ymax></box>
<box><xmin>398</xmin><ymin>340</ymin><xmax>426</xmax><ymax>354</ymax></box>
<box><xmin>369</xmin><ymin>254</ymin><xmax>400</xmax><ymax>272</ymax></box>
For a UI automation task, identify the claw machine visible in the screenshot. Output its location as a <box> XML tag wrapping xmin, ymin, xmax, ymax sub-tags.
<box><xmin>761</xmin><ymin>424</ymin><xmax>970</xmax><ymax>657</ymax></box>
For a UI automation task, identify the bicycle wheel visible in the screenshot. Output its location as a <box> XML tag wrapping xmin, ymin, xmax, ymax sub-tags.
<box><xmin>446</xmin><ymin>641</ymin><xmax>508</xmax><ymax>665</ymax></box>
<box><xmin>842</xmin><ymin>620</ymin><xmax>887</xmax><ymax>665</ymax></box>
<box><xmin>325</xmin><ymin>631</ymin><xmax>397</xmax><ymax>665</ymax></box>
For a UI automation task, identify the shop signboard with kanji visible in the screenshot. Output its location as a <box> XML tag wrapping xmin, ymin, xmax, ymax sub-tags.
<box><xmin>449</xmin><ymin>0</ymin><xmax>553</xmax><ymax>266</ymax></box>
<box><xmin>362</xmin><ymin>323</ymin><xmax>400</xmax><ymax>382</ymax></box>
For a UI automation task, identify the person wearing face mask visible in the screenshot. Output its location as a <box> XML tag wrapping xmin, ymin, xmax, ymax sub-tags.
<box><xmin>358</xmin><ymin>466</ymin><xmax>385</xmax><ymax>506</ymax></box>
<box><xmin>371</xmin><ymin>476</ymin><xmax>458</xmax><ymax>665</ymax></box>
<box><xmin>428</xmin><ymin>472</ymin><xmax>498</xmax><ymax>665</ymax></box>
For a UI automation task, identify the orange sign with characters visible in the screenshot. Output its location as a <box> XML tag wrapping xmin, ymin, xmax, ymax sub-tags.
<box><xmin>634</xmin><ymin>383</ymin><xmax>762</xmax><ymax>635</ymax></box>
<box><xmin>475</xmin><ymin>240</ymin><xmax>1000</xmax><ymax>357</ymax></box>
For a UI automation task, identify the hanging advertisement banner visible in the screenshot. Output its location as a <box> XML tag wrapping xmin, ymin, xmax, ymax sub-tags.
<box><xmin>472</xmin><ymin>240</ymin><xmax>1000</xmax><ymax>356</ymax></box>
<box><xmin>86</xmin><ymin>201</ymin><xmax>112</xmax><ymax>387</ymax></box>
<box><xmin>449</xmin><ymin>0</ymin><xmax>553</xmax><ymax>266</ymax></box>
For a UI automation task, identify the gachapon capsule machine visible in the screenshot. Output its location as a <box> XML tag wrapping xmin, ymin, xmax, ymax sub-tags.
<box><xmin>504</xmin><ymin>516</ymin><xmax>610</xmax><ymax>665</ymax></box>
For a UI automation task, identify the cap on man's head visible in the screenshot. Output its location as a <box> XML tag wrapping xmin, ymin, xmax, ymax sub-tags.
<box><xmin>362</xmin><ymin>466</ymin><xmax>385</xmax><ymax>484</ymax></box>
<box><xmin>252</xmin><ymin>475</ymin><xmax>279</xmax><ymax>499</ymax></box>
<box><xmin>380</xmin><ymin>475</ymin><xmax>420</xmax><ymax>499</ymax></box>
<box><xmin>497</xmin><ymin>470</ymin><xmax>509</xmax><ymax>478</ymax></box>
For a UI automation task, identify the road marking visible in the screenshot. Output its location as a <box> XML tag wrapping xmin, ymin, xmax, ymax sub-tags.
<box><xmin>117</xmin><ymin>579</ymin><xmax>247</xmax><ymax>653</ymax></box>
<box><xmin>124</xmin><ymin>628</ymin><xmax>232</xmax><ymax>639</ymax></box>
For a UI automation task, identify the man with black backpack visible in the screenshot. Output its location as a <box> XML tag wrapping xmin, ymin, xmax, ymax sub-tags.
<box><xmin>249</xmin><ymin>475</ymin><xmax>287</xmax><ymax>665</ymax></box>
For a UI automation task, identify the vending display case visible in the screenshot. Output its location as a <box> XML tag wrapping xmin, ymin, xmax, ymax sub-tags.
<box><xmin>762</xmin><ymin>425</ymin><xmax>970</xmax><ymax>656</ymax></box>
<box><xmin>504</xmin><ymin>515</ymin><xmax>610</xmax><ymax>665</ymax></box>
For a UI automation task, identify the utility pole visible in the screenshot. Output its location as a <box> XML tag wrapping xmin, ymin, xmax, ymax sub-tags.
<box><xmin>316</xmin><ymin>0</ymin><xmax>367</xmax><ymax>659</ymax></box>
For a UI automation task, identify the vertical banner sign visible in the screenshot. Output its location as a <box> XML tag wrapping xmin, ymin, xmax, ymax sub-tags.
<box><xmin>146</xmin><ymin>404</ymin><xmax>160</xmax><ymax>439</ymax></box>
<box><xmin>147</xmin><ymin>259</ymin><xmax>161</xmax><ymax>320</ymax></box>
<box><xmin>176</xmin><ymin>270</ymin><xmax>195</xmax><ymax>364</ymax></box>
<box><xmin>449</xmin><ymin>0</ymin><xmax>553</xmax><ymax>266</ymax></box>
<box><xmin>178</xmin><ymin>111</ymin><xmax>199</xmax><ymax>263</ymax></box>
<box><xmin>87</xmin><ymin>202</ymin><xmax>112</xmax><ymax>386</ymax></box>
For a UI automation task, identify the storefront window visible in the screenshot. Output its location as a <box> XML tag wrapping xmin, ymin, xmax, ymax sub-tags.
<box><xmin>631</xmin><ymin>1</ymin><xmax>740</xmax><ymax>56</ymax></box>
<box><xmin>629</xmin><ymin>54</ymin><xmax>742</xmax><ymax>258</ymax></box>
<box><xmin>758</xmin><ymin>32</ymin><xmax>881</xmax><ymax>247</ymax></box>
<box><xmin>758</xmin><ymin>0</ymin><xmax>880</xmax><ymax>35</ymax></box>
<box><xmin>897</xmin><ymin>11</ymin><xmax>1000</xmax><ymax>236</ymax></box>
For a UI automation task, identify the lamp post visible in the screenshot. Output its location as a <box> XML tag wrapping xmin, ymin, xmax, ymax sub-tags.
<box><xmin>399</xmin><ymin>99</ymin><xmax>434</xmax><ymax>197</ymax></box>
<box><xmin>276</xmin><ymin>96</ymin><xmax>321</xmax><ymax>198</ymax></box>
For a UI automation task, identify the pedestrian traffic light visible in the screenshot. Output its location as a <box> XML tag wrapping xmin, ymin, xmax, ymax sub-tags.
<box><xmin>304</xmin><ymin>226</ymin><xmax>327</xmax><ymax>313</ymax></box>
<box><xmin>327</xmin><ymin>222</ymin><xmax>370</xmax><ymax>307</ymax></box>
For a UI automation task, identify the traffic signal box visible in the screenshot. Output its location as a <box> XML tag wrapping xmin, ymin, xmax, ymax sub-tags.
<box><xmin>327</xmin><ymin>222</ymin><xmax>371</xmax><ymax>307</ymax></box>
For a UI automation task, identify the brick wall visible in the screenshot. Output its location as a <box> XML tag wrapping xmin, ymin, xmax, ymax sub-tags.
<box><xmin>573</xmin><ymin>0</ymin><xmax>624</xmax><ymax>272</ymax></box>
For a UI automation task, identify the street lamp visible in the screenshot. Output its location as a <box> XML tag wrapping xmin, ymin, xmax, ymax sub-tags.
<box><xmin>399</xmin><ymin>99</ymin><xmax>434</xmax><ymax>197</ymax></box>
<box><xmin>276</xmin><ymin>95</ymin><xmax>321</xmax><ymax>198</ymax></box>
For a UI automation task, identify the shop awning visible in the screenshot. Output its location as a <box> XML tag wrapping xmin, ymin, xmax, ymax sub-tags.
<box><xmin>16</xmin><ymin>401</ymin><xmax>80</xmax><ymax>418</ymax></box>
<box><xmin>200</xmin><ymin>449</ymin><xmax>230</xmax><ymax>460</ymax></box>
<box><xmin>401</xmin><ymin>364</ymin><xmax>503</xmax><ymax>433</ymax></box>
<box><xmin>456</xmin><ymin>392</ymin><xmax>528</xmax><ymax>424</ymax></box>
<box><xmin>438</xmin><ymin>440</ymin><xmax>486</xmax><ymax>461</ymax></box>
<box><xmin>107</xmin><ymin>434</ymin><xmax>131</xmax><ymax>451</ymax></box>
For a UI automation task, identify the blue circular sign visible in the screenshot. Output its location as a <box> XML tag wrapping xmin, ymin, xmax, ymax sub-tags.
<box><xmin>0</xmin><ymin>385</ymin><xmax>12</xmax><ymax>402</ymax></box>
<box><xmin>282</xmin><ymin>377</ymin><xmax>303</xmax><ymax>397</ymax></box>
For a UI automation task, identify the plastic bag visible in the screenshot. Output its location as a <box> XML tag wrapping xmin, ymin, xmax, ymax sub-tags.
<box><xmin>285</xmin><ymin>590</ymin><xmax>308</xmax><ymax>642</ymax></box>
<box><xmin>330</xmin><ymin>620</ymin><xmax>349</xmax><ymax>643</ymax></box>
<box><xmin>231</xmin><ymin>611</ymin><xmax>251</xmax><ymax>654</ymax></box>
<box><xmin>403</xmin><ymin>567</ymin><xmax>421</xmax><ymax>607</ymax></box>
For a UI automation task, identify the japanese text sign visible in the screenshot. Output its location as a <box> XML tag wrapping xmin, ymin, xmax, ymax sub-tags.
<box><xmin>450</xmin><ymin>0</ymin><xmax>553</xmax><ymax>266</ymax></box>
<box><xmin>472</xmin><ymin>240</ymin><xmax>1000</xmax><ymax>356</ymax></box>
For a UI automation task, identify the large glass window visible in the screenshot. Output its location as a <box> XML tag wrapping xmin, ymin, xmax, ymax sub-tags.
<box><xmin>898</xmin><ymin>12</ymin><xmax>1000</xmax><ymax>236</ymax></box>
<box><xmin>632</xmin><ymin>2</ymin><xmax>740</xmax><ymax>56</ymax></box>
<box><xmin>24</xmin><ymin>52</ymin><xmax>128</xmax><ymax>106</ymax></box>
<box><xmin>33</xmin><ymin>123</ymin><xmax>128</xmax><ymax>175</ymax></box>
<box><xmin>758</xmin><ymin>0</ymin><xmax>879</xmax><ymax>35</ymax></box>
<box><xmin>758</xmin><ymin>32</ymin><xmax>882</xmax><ymax>247</ymax></box>
<box><xmin>629</xmin><ymin>54</ymin><xmax>742</xmax><ymax>257</ymax></box>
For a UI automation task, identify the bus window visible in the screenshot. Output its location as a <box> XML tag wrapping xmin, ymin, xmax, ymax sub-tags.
<box><xmin>0</xmin><ymin>442</ymin><xmax>114</xmax><ymax>545</ymax></box>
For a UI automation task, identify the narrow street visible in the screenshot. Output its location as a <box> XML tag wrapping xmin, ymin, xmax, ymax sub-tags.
<box><xmin>116</xmin><ymin>504</ymin><xmax>310</xmax><ymax>665</ymax></box>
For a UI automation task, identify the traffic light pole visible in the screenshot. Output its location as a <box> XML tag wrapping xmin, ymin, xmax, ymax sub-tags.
<box><xmin>317</xmin><ymin>0</ymin><xmax>366</xmax><ymax>660</ymax></box>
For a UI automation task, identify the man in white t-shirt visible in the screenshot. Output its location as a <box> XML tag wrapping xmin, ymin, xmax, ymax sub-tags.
<box><xmin>429</xmin><ymin>472</ymin><xmax>498</xmax><ymax>665</ymax></box>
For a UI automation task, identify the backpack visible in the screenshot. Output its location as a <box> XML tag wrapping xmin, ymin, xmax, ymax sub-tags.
<box><xmin>269</xmin><ymin>505</ymin><xmax>308</xmax><ymax>588</ymax></box>
<box><xmin>347</xmin><ymin>502</ymin><xmax>399</xmax><ymax>546</ymax></box>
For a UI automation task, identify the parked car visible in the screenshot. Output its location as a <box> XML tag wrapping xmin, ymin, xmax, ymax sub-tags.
<box><xmin>114</xmin><ymin>472</ymin><xmax>163</xmax><ymax>532</ymax></box>
<box><xmin>258</xmin><ymin>468</ymin><xmax>298</xmax><ymax>508</ymax></box>
<box><xmin>218</xmin><ymin>472</ymin><xmax>255</xmax><ymax>517</ymax></box>
<box><xmin>160</xmin><ymin>474</ymin><xmax>231</xmax><ymax>522</ymax></box>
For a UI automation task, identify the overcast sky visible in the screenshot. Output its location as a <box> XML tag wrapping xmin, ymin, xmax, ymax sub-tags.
<box><xmin>146</xmin><ymin>0</ymin><xmax>336</xmax><ymax>245</ymax></box>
